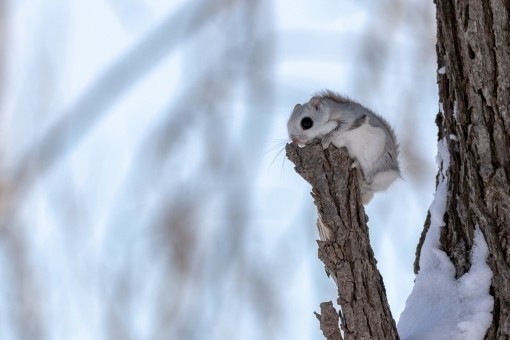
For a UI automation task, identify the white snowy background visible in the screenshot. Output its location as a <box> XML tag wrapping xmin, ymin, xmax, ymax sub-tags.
<box><xmin>0</xmin><ymin>0</ymin><xmax>451</xmax><ymax>339</ymax></box>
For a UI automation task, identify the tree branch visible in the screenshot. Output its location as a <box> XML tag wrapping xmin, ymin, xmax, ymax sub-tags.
<box><xmin>286</xmin><ymin>142</ymin><xmax>399</xmax><ymax>340</ymax></box>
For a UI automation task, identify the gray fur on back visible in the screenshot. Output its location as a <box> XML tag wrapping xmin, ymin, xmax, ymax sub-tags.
<box><xmin>316</xmin><ymin>90</ymin><xmax>400</xmax><ymax>179</ymax></box>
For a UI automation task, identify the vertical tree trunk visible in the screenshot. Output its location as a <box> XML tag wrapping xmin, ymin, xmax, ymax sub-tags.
<box><xmin>416</xmin><ymin>1</ymin><xmax>510</xmax><ymax>338</ymax></box>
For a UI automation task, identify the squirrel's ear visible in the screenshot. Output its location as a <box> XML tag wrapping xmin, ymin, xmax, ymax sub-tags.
<box><xmin>309</xmin><ymin>96</ymin><xmax>321</xmax><ymax>111</ymax></box>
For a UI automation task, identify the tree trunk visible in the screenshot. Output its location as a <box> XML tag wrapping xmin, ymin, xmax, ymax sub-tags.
<box><xmin>415</xmin><ymin>1</ymin><xmax>510</xmax><ymax>338</ymax></box>
<box><xmin>286</xmin><ymin>143</ymin><xmax>399</xmax><ymax>340</ymax></box>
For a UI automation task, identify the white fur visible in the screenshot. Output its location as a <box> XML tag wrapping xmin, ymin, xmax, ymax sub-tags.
<box><xmin>330</xmin><ymin>122</ymin><xmax>386</xmax><ymax>173</ymax></box>
<box><xmin>369</xmin><ymin>170</ymin><xmax>400</xmax><ymax>192</ymax></box>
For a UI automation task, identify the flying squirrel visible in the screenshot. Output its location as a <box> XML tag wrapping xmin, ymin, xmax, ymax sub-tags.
<box><xmin>287</xmin><ymin>90</ymin><xmax>400</xmax><ymax>204</ymax></box>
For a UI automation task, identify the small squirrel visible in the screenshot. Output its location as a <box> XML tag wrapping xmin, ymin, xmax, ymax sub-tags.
<box><xmin>287</xmin><ymin>90</ymin><xmax>400</xmax><ymax>204</ymax></box>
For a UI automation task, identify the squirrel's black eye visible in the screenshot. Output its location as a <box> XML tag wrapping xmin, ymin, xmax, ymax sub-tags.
<box><xmin>300</xmin><ymin>117</ymin><xmax>313</xmax><ymax>130</ymax></box>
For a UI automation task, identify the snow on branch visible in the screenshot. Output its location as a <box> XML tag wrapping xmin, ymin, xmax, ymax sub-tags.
<box><xmin>286</xmin><ymin>142</ymin><xmax>399</xmax><ymax>340</ymax></box>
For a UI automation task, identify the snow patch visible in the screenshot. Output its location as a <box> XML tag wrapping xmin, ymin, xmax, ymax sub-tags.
<box><xmin>435</xmin><ymin>138</ymin><xmax>449</xmax><ymax>177</ymax></box>
<box><xmin>438</xmin><ymin>66</ymin><xmax>446</xmax><ymax>75</ymax></box>
<box><xmin>449</xmin><ymin>134</ymin><xmax>457</xmax><ymax>141</ymax></box>
<box><xmin>397</xmin><ymin>139</ymin><xmax>493</xmax><ymax>340</ymax></box>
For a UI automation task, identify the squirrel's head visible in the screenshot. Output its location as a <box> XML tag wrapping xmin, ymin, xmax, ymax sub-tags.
<box><xmin>287</xmin><ymin>96</ymin><xmax>337</xmax><ymax>146</ymax></box>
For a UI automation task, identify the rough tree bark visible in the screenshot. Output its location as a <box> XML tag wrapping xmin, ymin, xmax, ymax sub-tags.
<box><xmin>286</xmin><ymin>143</ymin><xmax>399</xmax><ymax>340</ymax></box>
<box><xmin>414</xmin><ymin>1</ymin><xmax>510</xmax><ymax>338</ymax></box>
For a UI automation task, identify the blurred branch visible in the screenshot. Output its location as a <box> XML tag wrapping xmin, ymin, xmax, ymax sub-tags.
<box><xmin>97</xmin><ymin>2</ymin><xmax>279</xmax><ymax>338</ymax></box>
<box><xmin>12</xmin><ymin>0</ymin><xmax>238</xmax><ymax>191</ymax></box>
<box><xmin>286</xmin><ymin>143</ymin><xmax>399</xmax><ymax>340</ymax></box>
